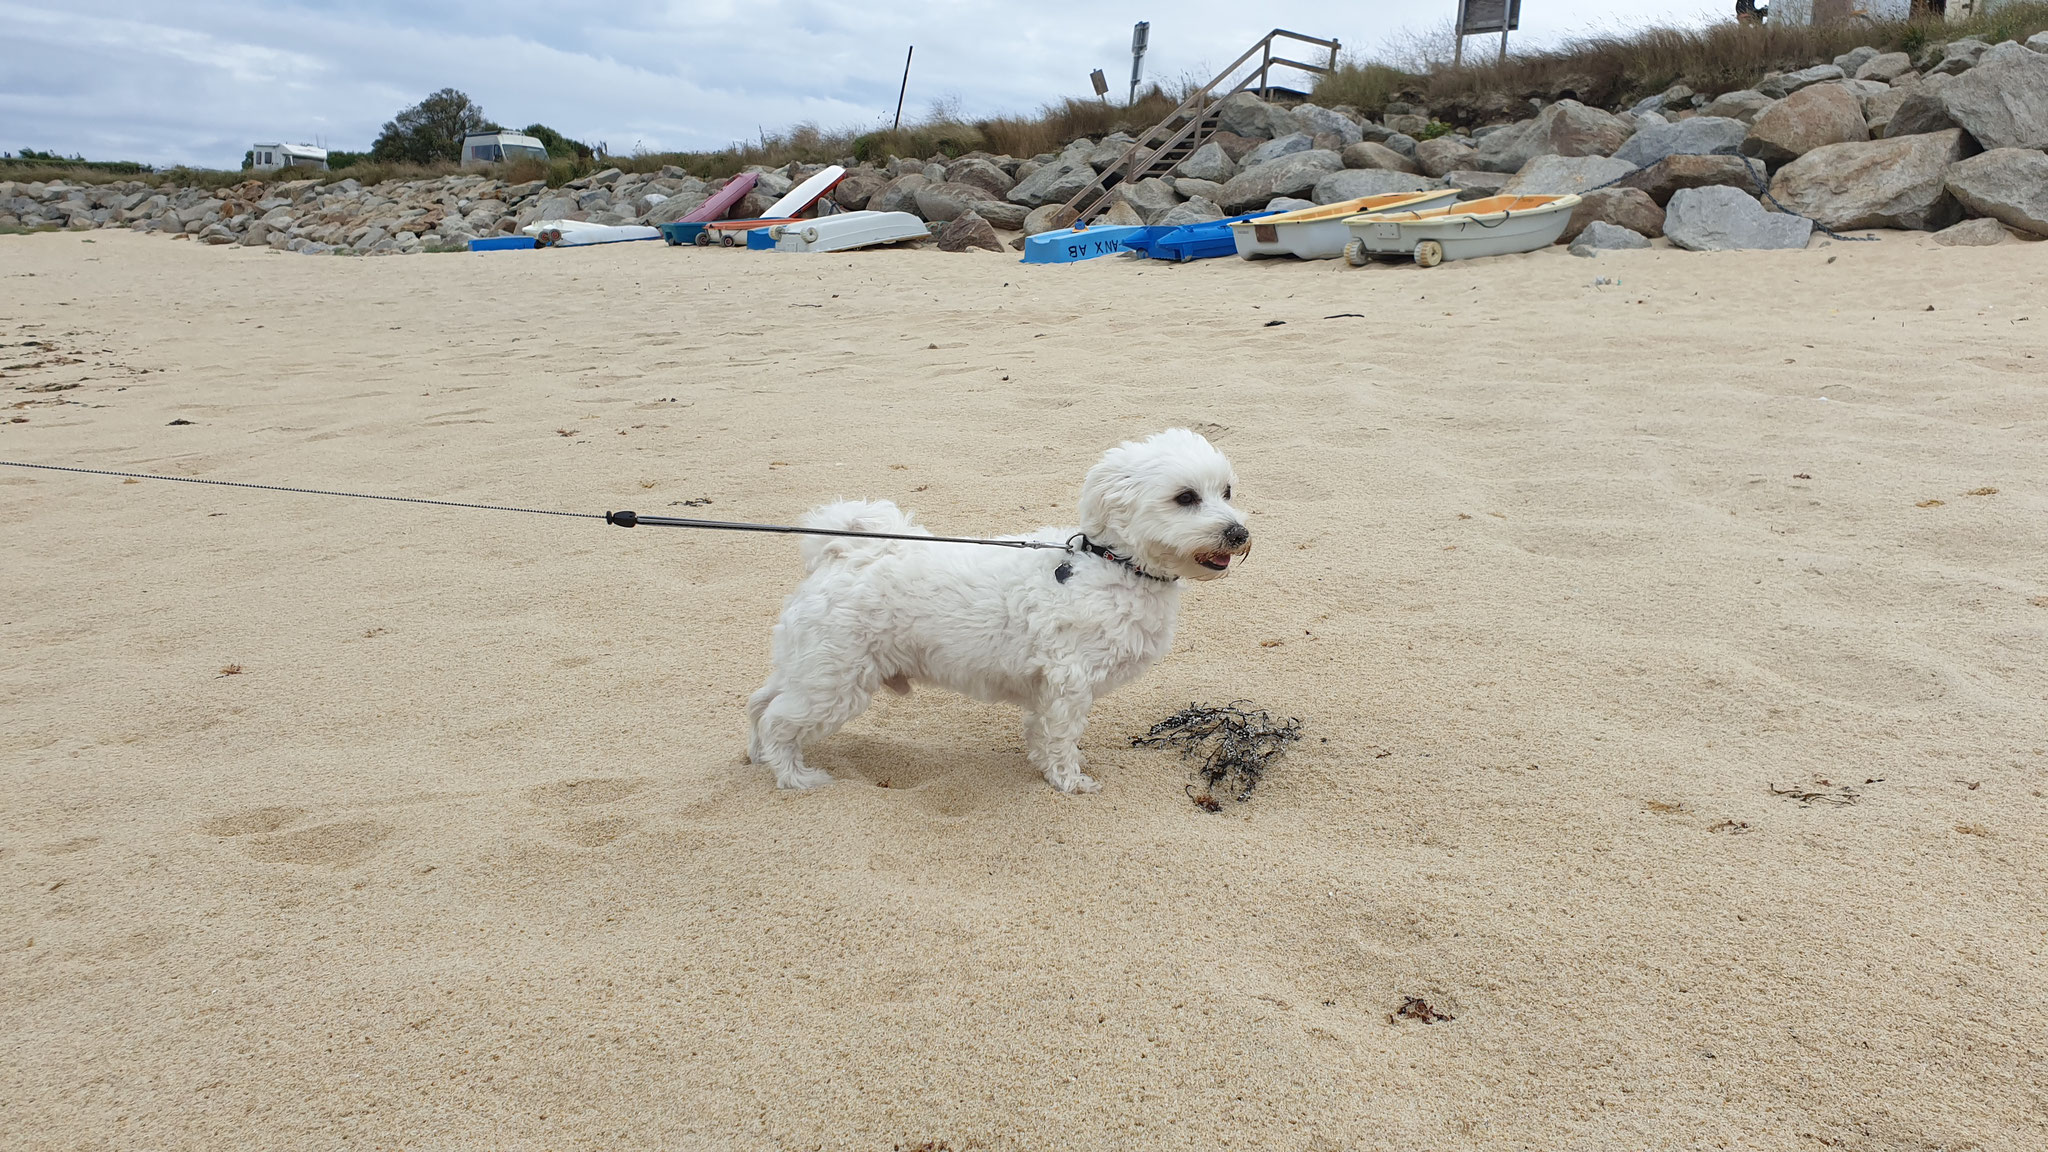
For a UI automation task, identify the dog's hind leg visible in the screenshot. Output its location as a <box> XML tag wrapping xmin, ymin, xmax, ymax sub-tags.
<box><xmin>745</xmin><ymin>675</ymin><xmax>782</xmax><ymax>764</ymax></box>
<box><xmin>753</xmin><ymin>666</ymin><xmax>880</xmax><ymax>790</ymax></box>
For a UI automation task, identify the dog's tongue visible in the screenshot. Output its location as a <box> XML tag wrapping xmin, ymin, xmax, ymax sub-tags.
<box><xmin>1196</xmin><ymin>551</ymin><xmax>1231</xmax><ymax>569</ymax></box>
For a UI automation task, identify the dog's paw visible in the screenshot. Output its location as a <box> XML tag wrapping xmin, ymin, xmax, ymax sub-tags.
<box><xmin>776</xmin><ymin>768</ymin><xmax>836</xmax><ymax>791</ymax></box>
<box><xmin>1045</xmin><ymin>770</ymin><xmax>1102</xmax><ymax>795</ymax></box>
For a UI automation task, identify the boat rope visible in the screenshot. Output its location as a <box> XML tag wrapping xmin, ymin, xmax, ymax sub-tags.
<box><xmin>0</xmin><ymin>461</ymin><xmax>1070</xmax><ymax>551</ymax></box>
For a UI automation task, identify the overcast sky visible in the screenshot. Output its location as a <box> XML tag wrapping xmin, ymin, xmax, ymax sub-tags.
<box><xmin>4</xmin><ymin>1</ymin><xmax>1720</xmax><ymax>169</ymax></box>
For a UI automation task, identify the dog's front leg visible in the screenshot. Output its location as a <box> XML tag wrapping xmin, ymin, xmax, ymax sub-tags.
<box><xmin>1035</xmin><ymin>682</ymin><xmax>1100</xmax><ymax>795</ymax></box>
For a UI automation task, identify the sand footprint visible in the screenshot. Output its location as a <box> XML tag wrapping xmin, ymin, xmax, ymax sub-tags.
<box><xmin>527</xmin><ymin>777</ymin><xmax>644</xmax><ymax>848</ymax></box>
<box><xmin>198</xmin><ymin>806</ymin><xmax>307</xmax><ymax>837</ymax></box>
<box><xmin>549</xmin><ymin>815</ymin><xmax>636</xmax><ymax>848</ymax></box>
<box><xmin>525</xmin><ymin>777</ymin><xmax>643</xmax><ymax>807</ymax></box>
<box><xmin>243</xmin><ymin>821</ymin><xmax>393</xmax><ymax>868</ymax></box>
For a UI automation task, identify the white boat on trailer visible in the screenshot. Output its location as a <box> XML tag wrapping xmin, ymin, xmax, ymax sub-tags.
<box><xmin>1344</xmin><ymin>194</ymin><xmax>1582</xmax><ymax>267</ymax></box>
<box><xmin>1228</xmin><ymin>190</ymin><xmax>1462</xmax><ymax>260</ymax></box>
<box><xmin>766</xmin><ymin>211</ymin><xmax>932</xmax><ymax>253</ymax></box>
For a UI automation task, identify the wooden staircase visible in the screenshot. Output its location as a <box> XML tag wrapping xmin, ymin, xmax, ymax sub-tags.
<box><xmin>1060</xmin><ymin>28</ymin><xmax>1341</xmax><ymax>224</ymax></box>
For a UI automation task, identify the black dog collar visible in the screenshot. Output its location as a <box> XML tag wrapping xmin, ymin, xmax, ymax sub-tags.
<box><xmin>1057</xmin><ymin>535</ymin><xmax>1176</xmax><ymax>584</ymax></box>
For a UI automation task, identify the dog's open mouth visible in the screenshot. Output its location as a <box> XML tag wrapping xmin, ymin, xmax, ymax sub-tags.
<box><xmin>1195</xmin><ymin>551</ymin><xmax>1233</xmax><ymax>572</ymax></box>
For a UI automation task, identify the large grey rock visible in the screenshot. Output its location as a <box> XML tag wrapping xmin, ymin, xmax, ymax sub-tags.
<box><xmin>1343</xmin><ymin>140</ymin><xmax>1421</xmax><ymax>174</ymax></box>
<box><xmin>1944</xmin><ymin>147</ymin><xmax>2048</xmax><ymax>237</ymax></box>
<box><xmin>1086</xmin><ymin>133</ymin><xmax>1138</xmax><ymax>171</ymax></box>
<box><xmin>1177</xmin><ymin>142</ymin><xmax>1236</xmax><ymax>182</ymax></box>
<box><xmin>1560</xmin><ymin>187</ymin><xmax>1665</xmax><ymax>241</ymax></box>
<box><xmin>868</xmin><ymin>173</ymin><xmax>932</xmax><ymax>214</ymax></box>
<box><xmin>750</xmin><ymin>169</ymin><xmax>795</xmax><ymax>198</ymax></box>
<box><xmin>1108</xmin><ymin>176</ymin><xmax>1183</xmax><ymax>224</ymax></box>
<box><xmin>1763</xmin><ymin>64</ymin><xmax>1846</xmax><ymax>98</ymax></box>
<box><xmin>1173</xmin><ymin>177</ymin><xmax>1226</xmax><ymax>202</ymax></box>
<box><xmin>1700</xmin><ymin>91</ymin><xmax>1775</xmax><ymax>123</ymax></box>
<box><xmin>1841</xmin><ymin>78</ymin><xmax>1890</xmax><ymax>108</ymax></box>
<box><xmin>1568</xmin><ymin>221</ymin><xmax>1651</xmax><ymax>256</ymax></box>
<box><xmin>1471</xmin><ymin>100</ymin><xmax>1633</xmax><ymax>173</ymax></box>
<box><xmin>1242</xmin><ymin>133</ymin><xmax>1313</xmax><ymax>168</ymax></box>
<box><xmin>1216</xmin><ymin>150</ymin><xmax>1342</xmax><ymax>213</ymax></box>
<box><xmin>1215</xmin><ymin>91</ymin><xmax>1299</xmax><ymax>140</ymax></box>
<box><xmin>1310</xmin><ymin>168</ymin><xmax>1432</xmax><ymax>204</ymax></box>
<box><xmin>643</xmin><ymin>193</ymin><xmax>712</xmax><ymax>223</ymax></box>
<box><xmin>1157</xmin><ymin>196</ymin><xmax>1224</xmax><ymax>227</ymax></box>
<box><xmin>1863</xmin><ymin>84</ymin><xmax>1917</xmax><ymax>134</ymax></box>
<box><xmin>1938</xmin><ymin>42</ymin><xmax>2048</xmax><ymax>150</ymax></box>
<box><xmin>944</xmin><ymin>157</ymin><xmax>1014</xmax><ymax>198</ymax></box>
<box><xmin>1501</xmin><ymin>154</ymin><xmax>1638</xmax><ymax>195</ymax></box>
<box><xmin>1744</xmin><ymin>84</ymin><xmax>1868</xmax><ymax>162</ymax></box>
<box><xmin>1412</xmin><ymin>135</ymin><xmax>1478</xmax><ymax>178</ymax></box>
<box><xmin>1856</xmin><ymin>52</ymin><xmax>1912</xmax><ymax>83</ymax></box>
<box><xmin>1933</xmin><ymin>39</ymin><xmax>1992</xmax><ymax>75</ymax></box>
<box><xmin>2028</xmin><ymin>31</ymin><xmax>2048</xmax><ymax>53</ymax></box>
<box><xmin>1382</xmin><ymin>132</ymin><xmax>1419</xmax><ymax>159</ymax></box>
<box><xmin>1204</xmin><ymin>131</ymin><xmax>1260</xmax><ymax>161</ymax></box>
<box><xmin>1929</xmin><ymin>217</ymin><xmax>2012</xmax><ymax>246</ymax></box>
<box><xmin>1264</xmin><ymin>197</ymin><xmax>1316</xmax><ymax>214</ymax></box>
<box><xmin>1883</xmin><ymin>74</ymin><xmax>1960</xmax><ymax>138</ymax></box>
<box><xmin>1834</xmin><ymin>46</ymin><xmax>1882</xmax><ymax>76</ymax></box>
<box><xmin>1665</xmin><ymin>185</ymin><xmax>1812</xmax><ymax>250</ymax></box>
<box><xmin>1022</xmin><ymin>204</ymin><xmax>1078</xmax><ymax>235</ymax></box>
<box><xmin>1611</xmin><ymin>116</ymin><xmax>1748</xmax><ymax>168</ymax></box>
<box><xmin>1005</xmin><ymin>160</ymin><xmax>1092</xmax><ymax>207</ymax></box>
<box><xmin>972</xmin><ymin>200</ymin><xmax>1029</xmax><ymax>230</ymax></box>
<box><xmin>936</xmin><ymin>209</ymin><xmax>1003</xmax><ymax>253</ymax></box>
<box><xmin>1099</xmin><ymin>200</ymin><xmax>1145</xmax><ymax>227</ymax></box>
<box><xmin>830</xmin><ymin>170</ymin><xmax>888</xmax><ymax>210</ymax></box>
<box><xmin>1768</xmin><ymin>129</ymin><xmax>1970</xmax><ymax>231</ymax></box>
<box><xmin>1442</xmin><ymin>170</ymin><xmax>1511</xmax><ymax>199</ymax></box>
<box><xmin>1619</xmin><ymin>153</ymin><xmax>1763</xmax><ymax>205</ymax></box>
<box><xmin>534</xmin><ymin>195</ymin><xmax>579</xmax><ymax>219</ymax></box>
<box><xmin>1293</xmin><ymin>104</ymin><xmax>1364</xmax><ymax>147</ymax></box>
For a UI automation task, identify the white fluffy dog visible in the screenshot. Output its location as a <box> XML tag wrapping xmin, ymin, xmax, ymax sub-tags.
<box><xmin>746</xmin><ymin>428</ymin><xmax>1249</xmax><ymax>794</ymax></box>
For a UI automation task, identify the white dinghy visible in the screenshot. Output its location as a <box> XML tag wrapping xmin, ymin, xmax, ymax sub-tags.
<box><xmin>766</xmin><ymin>211</ymin><xmax>932</xmax><ymax>253</ymax></box>
<box><xmin>1344</xmin><ymin>194</ymin><xmax>1581</xmax><ymax>267</ymax></box>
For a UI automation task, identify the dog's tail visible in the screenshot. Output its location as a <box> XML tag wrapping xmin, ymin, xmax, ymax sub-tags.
<box><xmin>798</xmin><ymin>499</ymin><xmax>928</xmax><ymax>573</ymax></box>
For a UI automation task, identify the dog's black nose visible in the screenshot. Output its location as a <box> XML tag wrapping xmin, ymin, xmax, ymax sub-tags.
<box><xmin>1222</xmin><ymin>523</ymin><xmax>1249</xmax><ymax>548</ymax></box>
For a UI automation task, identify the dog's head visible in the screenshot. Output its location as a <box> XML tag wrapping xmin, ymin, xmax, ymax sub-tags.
<box><xmin>1078</xmin><ymin>428</ymin><xmax>1249</xmax><ymax>582</ymax></box>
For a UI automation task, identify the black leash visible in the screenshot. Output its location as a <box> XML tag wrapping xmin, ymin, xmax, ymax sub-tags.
<box><xmin>0</xmin><ymin>460</ymin><xmax>1067</xmax><ymax>552</ymax></box>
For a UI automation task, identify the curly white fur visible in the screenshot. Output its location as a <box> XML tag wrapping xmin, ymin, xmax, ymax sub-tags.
<box><xmin>746</xmin><ymin>428</ymin><xmax>1249</xmax><ymax>793</ymax></box>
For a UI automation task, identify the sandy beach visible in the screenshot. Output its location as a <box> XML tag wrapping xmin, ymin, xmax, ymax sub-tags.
<box><xmin>3</xmin><ymin>229</ymin><xmax>2045</xmax><ymax>1150</ymax></box>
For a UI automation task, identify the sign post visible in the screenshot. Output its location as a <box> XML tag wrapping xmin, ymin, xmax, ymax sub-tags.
<box><xmin>1129</xmin><ymin>22</ymin><xmax>1150</xmax><ymax>104</ymax></box>
<box><xmin>1454</xmin><ymin>0</ymin><xmax>1521</xmax><ymax>66</ymax></box>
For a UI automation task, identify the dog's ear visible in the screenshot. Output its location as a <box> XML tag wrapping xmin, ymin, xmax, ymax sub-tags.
<box><xmin>1079</xmin><ymin>440</ymin><xmax>1148</xmax><ymax>536</ymax></box>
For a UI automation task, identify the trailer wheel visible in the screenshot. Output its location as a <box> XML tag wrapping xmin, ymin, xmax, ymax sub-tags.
<box><xmin>1414</xmin><ymin>240</ymin><xmax>1444</xmax><ymax>268</ymax></box>
<box><xmin>1343</xmin><ymin>238</ymin><xmax>1369</xmax><ymax>267</ymax></box>
<box><xmin>801</xmin><ymin>226</ymin><xmax>820</xmax><ymax>244</ymax></box>
<box><xmin>693</xmin><ymin>232</ymin><xmax>711</xmax><ymax>247</ymax></box>
<box><xmin>721</xmin><ymin>233</ymin><xmax>739</xmax><ymax>247</ymax></box>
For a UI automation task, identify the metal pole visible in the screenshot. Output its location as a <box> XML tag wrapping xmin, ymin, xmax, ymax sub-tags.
<box><xmin>892</xmin><ymin>46</ymin><xmax>914</xmax><ymax>133</ymax></box>
<box><xmin>1454</xmin><ymin>34</ymin><xmax>1464</xmax><ymax>67</ymax></box>
<box><xmin>1499</xmin><ymin>25</ymin><xmax>1509</xmax><ymax>63</ymax></box>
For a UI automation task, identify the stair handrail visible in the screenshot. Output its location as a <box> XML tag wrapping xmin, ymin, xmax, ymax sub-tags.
<box><xmin>1057</xmin><ymin>28</ymin><xmax>1343</xmax><ymax>222</ymax></box>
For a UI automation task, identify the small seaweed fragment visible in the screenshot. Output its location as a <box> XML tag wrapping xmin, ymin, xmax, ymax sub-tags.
<box><xmin>1136</xmin><ymin>701</ymin><xmax>1302</xmax><ymax>808</ymax></box>
<box><xmin>1390</xmin><ymin>996</ymin><xmax>1453</xmax><ymax>1024</ymax></box>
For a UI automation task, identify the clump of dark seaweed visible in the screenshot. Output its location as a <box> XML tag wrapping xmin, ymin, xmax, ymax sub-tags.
<box><xmin>1133</xmin><ymin>701</ymin><xmax>1302</xmax><ymax>809</ymax></box>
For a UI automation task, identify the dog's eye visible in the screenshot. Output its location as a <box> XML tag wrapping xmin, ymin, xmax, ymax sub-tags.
<box><xmin>1222</xmin><ymin>486</ymin><xmax>1232</xmax><ymax>500</ymax></box>
<box><xmin>1175</xmin><ymin>489</ymin><xmax>1200</xmax><ymax>507</ymax></box>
